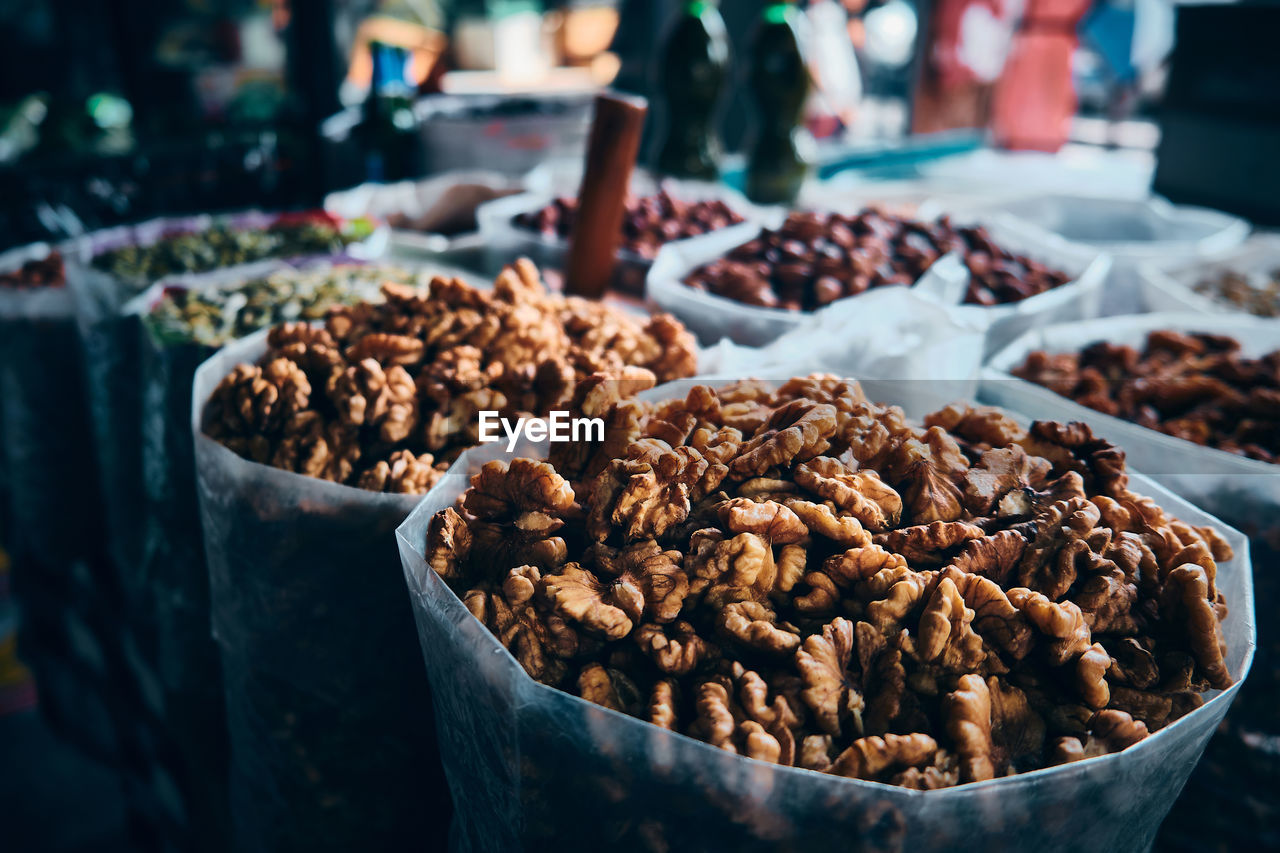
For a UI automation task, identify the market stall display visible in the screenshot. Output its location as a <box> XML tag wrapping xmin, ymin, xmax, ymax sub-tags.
<box><xmin>399</xmin><ymin>375</ymin><xmax>1253</xmax><ymax>851</ymax></box>
<box><xmin>648</xmin><ymin>208</ymin><xmax>1108</xmax><ymax>350</ymax></box>
<box><xmin>65</xmin><ymin>211</ymin><xmax>381</xmax><ymax>619</ymax></box>
<box><xmin>192</xmin><ymin>260</ymin><xmax>699</xmax><ymax>851</ymax></box>
<box><xmin>515</xmin><ymin>190</ymin><xmax>746</xmax><ymax>260</ymax></box>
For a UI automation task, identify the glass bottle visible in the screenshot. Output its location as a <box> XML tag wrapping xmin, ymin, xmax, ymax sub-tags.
<box><xmin>745</xmin><ymin>0</ymin><xmax>814</xmax><ymax>204</ymax></box>
<box><xmin>653</xmin><ymin>0</ymin><xmax>731</xmax><ymax>181</ymax></box>
<box><xmin>360</xmin><ymin>41</ymin><xmax>418</xmax><ymax>182</ymax></box>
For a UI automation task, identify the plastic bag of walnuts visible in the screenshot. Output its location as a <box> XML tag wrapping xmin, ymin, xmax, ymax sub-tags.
<box><xmin>191</xmin><ymin>260</ymin><xmax>700</xmax><ymax>851</ymax></box>
<box><xmin>398</xmin><ymin>375</ymin><xmax>1254</xmax><ymax>852</ymax></box>
<box><xmin>133</xmin><ymin>257</ymin><xmax>429</xmax><ymax>853</ymax></box>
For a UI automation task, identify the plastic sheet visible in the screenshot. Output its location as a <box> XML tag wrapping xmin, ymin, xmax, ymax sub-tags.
<box><xmin>922</xmin><ymin>194</ymin><xmax>1249</xmax><ymax>315</ymax></box>
<box><xmin>646</xmin><ymin>212</ymin><xmax>1108</xmax><ymax>354</ymax></box>
<box><xmin>397</xmin><ymin>380</ymin><xmax>1255</xmax><ymax>852</ymax></box>
<box><xmin>697</xmin><ymin>285</ymin><xmax>985</xmax><ymax>388</ymax></box>
<box><xmin>192</xmin><ymin>330</ymin><xmax>448</xmax><ymax>852</ymax></box>
<box><xmin>325</xmin><ymin>170</ymin><xmax>520</xmax><ymax>253</ymax></box>
<box><xmin>1137</xmin><ymin>234</ymin><xmax>1280</xmax><ymax>317</ymax></box>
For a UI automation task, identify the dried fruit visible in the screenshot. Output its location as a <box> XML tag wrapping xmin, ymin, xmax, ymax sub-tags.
<box><xmin>1014</xmin><ymin>330</ymin><xmax>1280</xmax><ymax>464</ymax></box>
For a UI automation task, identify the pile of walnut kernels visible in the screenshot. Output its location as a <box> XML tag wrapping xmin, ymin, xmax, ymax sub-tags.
<box><xmin>203</xmin><ymin>260</ymin><xmax>698</xmax><ymax>494</ymax></box>
<box><xmin>427</xmin><ymin>375</ymin><xmax>1234</xmax><ymax>788</ymax></box>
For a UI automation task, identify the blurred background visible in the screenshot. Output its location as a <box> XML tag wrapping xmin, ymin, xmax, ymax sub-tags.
<box><xmin>1</xmin><ymin>0</ymin><xmax>1276</xmax><ymax>254</ymax></box>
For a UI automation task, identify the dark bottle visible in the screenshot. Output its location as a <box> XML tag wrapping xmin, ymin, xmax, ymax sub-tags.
<box><xmin>653</xmin><ymin>0</ymin><xmax>730</xmax><ymax>181</ymax></box>
<box><xmin>359</xmin><ymin>41</ymin><xmax>418</xmax><ymax>182</ymax></box>
<box><xmin>745</xmin><ymin>1</ymin><xmax>813</xmax><ymax>204</ymax></box>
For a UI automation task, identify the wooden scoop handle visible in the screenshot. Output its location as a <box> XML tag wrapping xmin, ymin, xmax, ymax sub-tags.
<box><xmin>564</xmin><ymin>91</ymin><xmax>649</xmax><ymax>299</ymax></box>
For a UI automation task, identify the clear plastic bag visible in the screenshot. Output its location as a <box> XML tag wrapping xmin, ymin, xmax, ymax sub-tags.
<box><xmin>645</xmin><ymin>214</ymin><xmax>1108</xmax><ymax>353</ymax></box>
<box><xmin>396</xmin><ymin>379</ymin><xmax>1255</xmax><ymax>852</ymax></box>
<box><xmin>192</xmin><ymin>331</ymin><xmax>448</xmax><ymax>852</ymax></box>
<box><xmin>982</xmin><ymin>313</ymin><xmax>1278</xmax><ymax>851</ymax></box>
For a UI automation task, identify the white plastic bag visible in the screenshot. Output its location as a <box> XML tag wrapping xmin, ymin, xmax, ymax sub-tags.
<box><xmin>1137</xmin><ymin>235</ymin><xmax>1280</xmax><ymax>318</ymax></box>
<box><xmin>397</xmin><ymin>379</ymin><xmax>1255</xmax><ymax>852</ymax></box>
<box><xmin>192</xmin><ymin>329</ymin><xmax>446</xmax><ymax>852</ymax></box>
<box><xmin>647</xmin><ymin>212</ymin><xmax>1104</xmax><ymax>354</ymax></box>
<box><xmin>325</xmin><ymin>170</ymin><xmax>519</xmax><ymax>253</ymax></box>
<box><xmin>924</xmin><ymin>194</ymin><xmax>1249</xmax><ymax>315</ymax></box>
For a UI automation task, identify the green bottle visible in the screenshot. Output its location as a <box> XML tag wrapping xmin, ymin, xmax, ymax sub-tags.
<box><xmin>745</xmin><ymin>0</ymin><xmax>813</xmax><ymax>204</ymax></box>
<box><xmin>360</xmin><ymin>41</ymin><xmax>418</xmax><ymax>182</ymax></box>
<box><xmin>653</xmin><ymin>0</ymin><xmax>730</xmax><ymax>181</ymax></box>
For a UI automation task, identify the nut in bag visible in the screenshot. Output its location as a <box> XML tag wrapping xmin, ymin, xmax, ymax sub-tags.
<box><xmin>192</xmin><ymin>329</ymin><xmax>448</xmax><ymax>852</ymax></box>
<box><xmin>922</xmin><ymin>193</ymin><xmax>1249</xmax><ymax>316</ymax></box>
<box><xmin>982</xmin><ymin>313</ymin><xmax>1280</xmax><ymax>850</ymax></box>
<box><xmin>66</xmin><ymin>212</ymin><xmax>388</xmax><ymax>605</ymax></box>
<box><xmin>398</xmin><ymin>377</ymin><xmax>1254</xmax><ymax>852</ymax></box>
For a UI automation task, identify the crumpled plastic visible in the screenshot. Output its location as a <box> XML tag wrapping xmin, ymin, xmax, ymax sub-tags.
<box><xmin>645</xmin><ymin>211</ymin><xmax>1109</xmax><ymax>355</ymax></box>
<box><xmin>924</xmin><ymin>193</ymin><xmax>1249</xmax><ymax>315</ymax></box>
<box><xmin>397</xmin><ymin>381</ymin><xmax>1254</xmax><ymax>853</ymax></box>
<box><xmin>982</xmin><ymin>310</ymin><xmax>1280</xmax><ymax>851</ymax></box>
<box><xmin>192</xmin><ymin>330</ymin><xmax>448</xmax><ymax>852</ymax></box>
